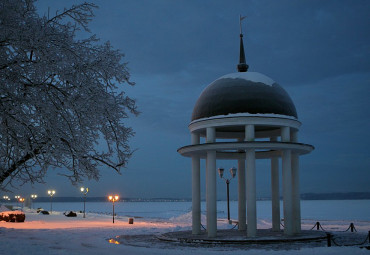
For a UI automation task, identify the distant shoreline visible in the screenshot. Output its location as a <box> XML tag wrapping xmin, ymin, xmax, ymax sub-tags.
<box><xmin>3</xmin><ymin>192</ymin><xmax>369</xmax><ymax>203</ymax></box>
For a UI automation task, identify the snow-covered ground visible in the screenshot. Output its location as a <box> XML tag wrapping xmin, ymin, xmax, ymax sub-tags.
<box><xmin>0</xmin><ymin>200</ymin><xmax>369</xmax><ymax>254</ymax></box>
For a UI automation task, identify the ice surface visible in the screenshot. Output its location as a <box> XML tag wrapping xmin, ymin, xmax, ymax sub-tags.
<box><xmin>219</xmin><ymin>72</ymin><xmax>275</xmax><ymax>86</ymax></box>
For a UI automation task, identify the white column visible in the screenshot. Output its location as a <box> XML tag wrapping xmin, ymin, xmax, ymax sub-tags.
<box><xmin>270</xmin><ymin>136</ymin><xmax>280</xmax><ymax>232</ymax></box>
<box><xmin>281</xmin><ymin>126</ymin><xmax>293</xmax><ymax>235</ymax></box>
<box><xmin>291</xmin><ymin>130</ymin><xmax>301</xmax><ymax>234</ymax></box>
<box><xmin>245</xmin><ymin>124</ymin><xmax>256</xmax><ymax>237</ymax></box>
<box><xmin>237</xmin><ymin>156</ymin><xmax>246</xmax><ymax>231</ymax></box>
<box><xmin>191</xmin><ymin>132</ymin><xmax>201</xmax><ymax>234</ymax></box>
<box><xmin>206</xmin><ymin>127</ymin><xmax>217</xmax><ymax>237</ymax></box>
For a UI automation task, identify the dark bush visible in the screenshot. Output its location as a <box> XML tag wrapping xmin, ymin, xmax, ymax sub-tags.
<box><xmin>0</xmin><ymin>212</ymin><xmax>26</xmax><ymax>222</ymax></box>
<box><xmin>64</xmin><ymin>211</ymin><xmax>77</xmax><ymax>217</ymax></box>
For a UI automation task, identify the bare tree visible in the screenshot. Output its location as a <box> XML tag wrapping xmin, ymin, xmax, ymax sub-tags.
<box><xmin>0</xmin><ymin>0</ymin><xmax>138</xmax><ymax>189</ymax></box>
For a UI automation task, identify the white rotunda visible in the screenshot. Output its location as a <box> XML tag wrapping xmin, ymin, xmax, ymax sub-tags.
<box><xmin>177</xmin><ymin>24</ymin><xmax>314</xmax><ymax>238</ymax></box>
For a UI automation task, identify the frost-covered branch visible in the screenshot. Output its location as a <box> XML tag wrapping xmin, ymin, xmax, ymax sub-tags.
<box><xmin>47</xmin><ymin>2</ymin><xmax>98</xmax><ymax>32</ymax></box>
<box><xmin>0</xmin><ymin>0</ymin><xmax>138</xmax><ymax>189</ymax></box>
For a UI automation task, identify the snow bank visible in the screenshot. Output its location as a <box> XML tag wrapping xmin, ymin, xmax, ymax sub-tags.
<box><xmin>169</xmin><ymin>211</ymin><xmax>207</xmax><ymax>223</ymax></box>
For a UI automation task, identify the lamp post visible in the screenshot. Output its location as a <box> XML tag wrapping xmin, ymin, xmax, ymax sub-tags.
<box><xmin>19</xmin><ymin>197</ymin><xmax>25</xmax><ymax>211</ymax></box>
<box><xmin>2</xmin><ymin>195</ymin><xmax>10</xmax><ymax>202</ymax></box>
<box><xmin>80</xmin><ymin>187</ymin><xmax>89</xmax><ymax>218</ymax></box>
<box><xmin>31</xmin><ymin>194</ymin><xmax>38</xmax><ymax>209</ymax></box>
<box><xmin>47</xmin><ymin>190</ymin><xmax>56</xmax><ymax>213</ymax></box>
<box><xmin>108</xmin><ymin>195</ymin><xmax>119</xmax><ymax>223</ymax></box>
<box><xmin>15</xmin><ymin>195</ymin><xmax>20</xmax><ymax>208</ymax></box>
<box><xmin>218</xmin><ymin>167</ymin><xmax>237</xmax><ymax>223</ymax></box>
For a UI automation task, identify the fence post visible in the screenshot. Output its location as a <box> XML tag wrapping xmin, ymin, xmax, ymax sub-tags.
<box><xmin>326</xmin><ymin>233</ymin><xmax>331</xmax><ymax>247</ymax></box>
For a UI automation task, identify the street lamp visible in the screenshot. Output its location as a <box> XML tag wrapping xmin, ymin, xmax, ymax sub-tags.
<box><xmin>2</xmin><ymin>195</ymin><xmax>10</xmax><ymax>201</ymax></box>
<box><xmin>19</xmin><ymin>197</ymin><xmax>25</xmax><ymax>211</ymax></box>
<box><xmin>108</xmin><ymin>195</ymin><xmax>119</xmax><ymax>223</ymax></box>
<box><xmin>31</xmin><ymin>194</ymin><xmax>38</xmax><ymax>209</ymax></box>
<box><xmin>218</xmin><ymin>167</ymin><xmax>237</xmax><ymax>223</ymax></box>
<box><xmin>15</xmin><ymin>195</ymin><xmax>20</xmax><ymax>208</ymax></box>
<box><xmin>47</xmin><ymin>190</ymin><xmax>56</xmax><ymax>213</ymax></box>
<box><xmin>80</xmin><ymin>187</ymin><xmax>89</xmax><ymax>218</ymax></box>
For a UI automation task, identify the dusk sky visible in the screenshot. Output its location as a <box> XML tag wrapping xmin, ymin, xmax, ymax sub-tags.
<box><xmin>7</xmin><ymin>0</ymin><xmax>370</xmax><ymax>199</ymax></box>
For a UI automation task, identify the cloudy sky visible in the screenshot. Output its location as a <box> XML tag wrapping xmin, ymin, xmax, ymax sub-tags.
<box><xmin>8</xmin><ymin>0</ymin><xmax>370</xmax><ymax>199</ymax></box>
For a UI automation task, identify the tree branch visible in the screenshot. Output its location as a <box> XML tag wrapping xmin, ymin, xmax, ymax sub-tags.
<box><xmin>0</xmin><ymin>148</ymin><xmax>40</xmax><ymax>184</ymax></box>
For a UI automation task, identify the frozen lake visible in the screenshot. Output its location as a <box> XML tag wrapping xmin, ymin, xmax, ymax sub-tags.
<box><xmin>29</xmin><ymin>199</ymin><xmax>370</xmax><ymax>221</ymax></box>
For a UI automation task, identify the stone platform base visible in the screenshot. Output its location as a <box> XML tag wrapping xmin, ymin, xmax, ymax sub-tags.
<box><xmin>157</xmin><ymin>229</ymin><xmax>327</xmax><ymax>244</ymax></box>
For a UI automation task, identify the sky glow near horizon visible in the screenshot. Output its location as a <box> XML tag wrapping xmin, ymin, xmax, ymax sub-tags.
<box><xmin>4</xmin><ymin>0</ymin><xmax>369</xmax><ymax>199</ymax></box>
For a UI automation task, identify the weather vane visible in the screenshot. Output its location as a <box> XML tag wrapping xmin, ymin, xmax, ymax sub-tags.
<box><xmin>237</xmin><ymin>14</ymin><xmax>248</xmax><ymax>72</ymax></box>
<box><xmin>239</xmin><ymin>15</ymin><xmax>247</xmax><ymax>35</ymax></box>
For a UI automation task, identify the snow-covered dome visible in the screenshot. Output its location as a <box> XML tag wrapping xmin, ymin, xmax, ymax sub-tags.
<box><xmin>191</xmin><ymin>72</ymin><xmax>298</xmax><ymax>121</ymax></box>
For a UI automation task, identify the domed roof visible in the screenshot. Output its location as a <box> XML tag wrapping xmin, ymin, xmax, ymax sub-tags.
<box><xmin>191</xmin><ymin>72</ymin><xmax>298</xmax><ymax>121</ymax></box>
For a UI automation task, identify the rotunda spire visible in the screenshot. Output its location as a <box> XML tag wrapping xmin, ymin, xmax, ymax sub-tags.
<box><xmin>237</xmin><ymin>15</ymin><xmax>249</xmax><ymax>72</ymax></box>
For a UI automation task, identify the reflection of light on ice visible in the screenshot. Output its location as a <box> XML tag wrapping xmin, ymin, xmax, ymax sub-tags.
<box><xmin>108</xmin><ymin>238</ymin><xmax>120</xmax><ymax>244</ymax></box>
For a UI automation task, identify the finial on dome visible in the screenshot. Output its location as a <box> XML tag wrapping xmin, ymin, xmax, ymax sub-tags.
<box><xmin>237</xmin><ymin>15</ymin><xmax>249</xmax><ymax>72</ymax></box>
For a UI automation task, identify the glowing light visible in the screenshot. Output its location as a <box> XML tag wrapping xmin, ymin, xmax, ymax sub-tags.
<box><xmin>108</xmin><ymin>238</ymin><xmax>120</xmax><ymax>245</ymax></box>
<box><xmin>108</xmin><ymin>195</ymin><xmax>119</xmax><ymax>202</ymax></box>
<box><xmin>47</xmin><ymin>190</ymin><xmax>56</xmax><ymax>196</ymax></box>
<box><xmin>19</xmin><ymin>198</ymin><xmax>25</xmax><ymax>202</ymax></box>
<box><xmin>30</xmin><ymin>194</ymin><xmax>37</xmax><ymax>209</ymax></box>
<box><xmin>47</xmin><ymin>190</ymin><xmax>56</xmax><ymax>214</ymax></box>
<box><xmin>107</xmin><ymin>194</ymin><xmax>120</xmax><ymax>223</ymax></box>
<box><xmin>80</xmin><ymin>187</ymin><xmax>89</xmax><ymax>218</ymax></box>
<box><xmin>80</xmin><ymin>187</ymin><xmax>89</xmax><ymax>195</ymax></box>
